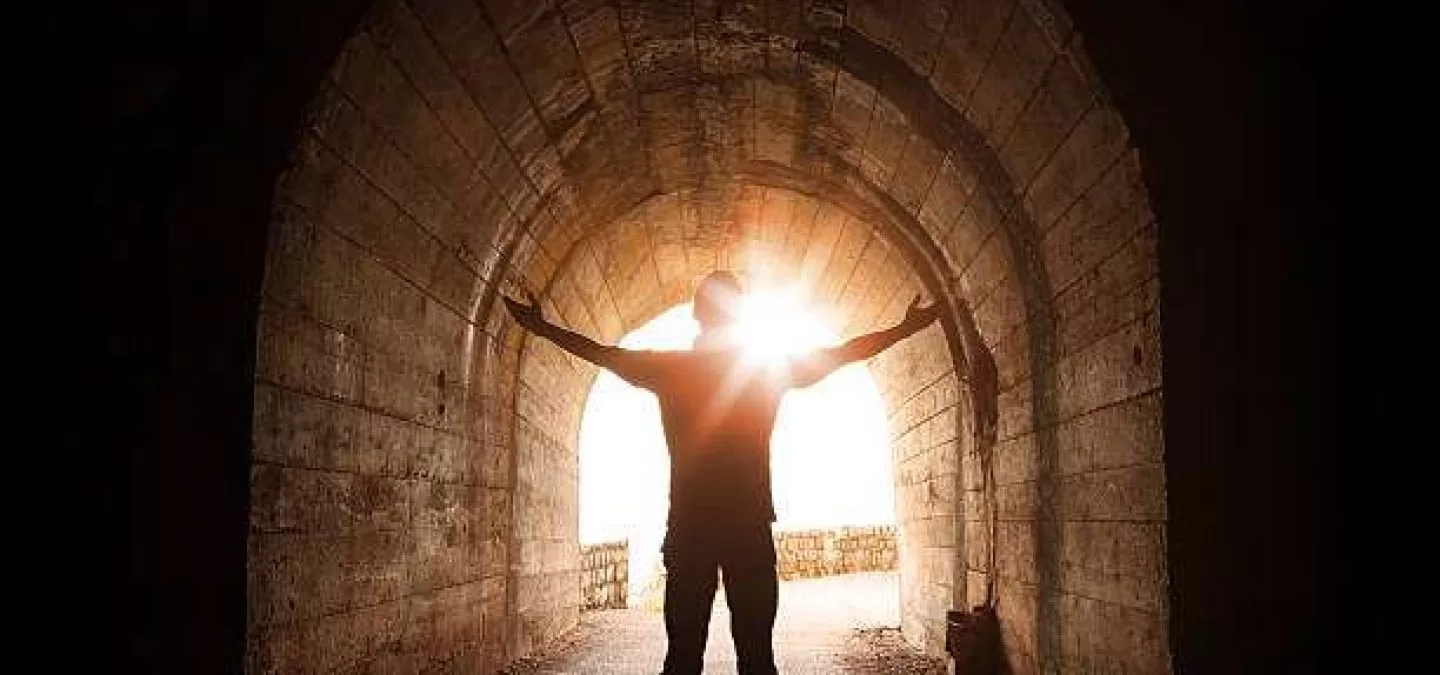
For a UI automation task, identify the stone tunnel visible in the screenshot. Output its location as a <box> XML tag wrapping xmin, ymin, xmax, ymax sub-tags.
<box><xmin>86</xmin><ymin>0</ymin><xmax>1332</xmax><ymax>673</ymax></box>
<box><xmin>248</xmin><ymin>0</ymin><xmax>1164</xmax><ymax>671</ymax></box>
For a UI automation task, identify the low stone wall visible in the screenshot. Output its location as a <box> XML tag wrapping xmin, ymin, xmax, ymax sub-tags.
<box><xmin>580</xmin><ymin>541</ymin><xmax>628</xmax><ymax>611</ymax></box>
<box><xmin>774</xmin><ymin>525</ymin><xmax>897</xmax><ymax>580</ymax></box>
<box><xmin>625</xmin><ymin>527</ymin><xmax>900</xmax><ymax>611</ymax></box>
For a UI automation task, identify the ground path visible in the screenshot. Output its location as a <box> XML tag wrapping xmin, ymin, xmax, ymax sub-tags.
<box><xmin>503</xmin><ymin>572</ymin><xmax>947</xmax><ymax>674</ymax></box>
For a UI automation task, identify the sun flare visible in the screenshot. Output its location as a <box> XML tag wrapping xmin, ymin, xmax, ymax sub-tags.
<box><xmin>731</xmin><ymin>288</ymin><xmax>834</xmax><ymax>361</ymax></box>
<box><xmin>578</xmin><ymin>292</ymin><xmax>895</xmax><ymax>600</ymax></box>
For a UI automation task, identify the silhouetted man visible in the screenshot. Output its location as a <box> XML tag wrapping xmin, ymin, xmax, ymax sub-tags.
<box><xmin>504</xmin><ymin>271</ymin><xmax>940</xmax><ymax>675</ymax></box>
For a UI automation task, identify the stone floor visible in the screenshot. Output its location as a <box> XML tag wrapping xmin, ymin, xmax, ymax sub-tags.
<box><xmin>503</xmin><ymin>572</ymin><xmax>947</xmax><ymax>674</ymax></box>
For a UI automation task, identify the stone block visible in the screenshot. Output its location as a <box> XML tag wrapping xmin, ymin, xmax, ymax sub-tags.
<box><xmin>1025</xmin><ymin>102</ymin><xmax>1130</xmax><ymax>232</ymax></box>
<box><xmin>1000</xmin><ymin>54</ymin><xmax>1093</xmax><ymax>187</ymax></box>
<box><xmin>1053</xmin><ymin>310</ymin><xmax>1161</xmax><ymax>421</ymax></box>
<box><xmin>929</xmin><ymin>0</ymin><xmax>1016</xmax><ymax>109</ymax></box>
<box><xmin>965</xmin><ymin>4</ymin><xmax>1056</xmax><ymax>139</ymax></box>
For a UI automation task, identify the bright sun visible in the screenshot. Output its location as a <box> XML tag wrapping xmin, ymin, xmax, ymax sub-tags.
<box><xmin>578</xmin><ymin>290</ymin><xmax>896</xmax><ymax>600</ymax></box>
<box><xmin>732</xmin><ymin>288</ymin><xmax>831</xmax><ymax>361</ymax></box>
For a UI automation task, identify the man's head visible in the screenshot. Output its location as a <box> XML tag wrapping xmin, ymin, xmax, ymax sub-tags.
<box><xmin>693</xmin><ymin>271</ymin><xmax>744</xmax><ymax>331</ymax></box>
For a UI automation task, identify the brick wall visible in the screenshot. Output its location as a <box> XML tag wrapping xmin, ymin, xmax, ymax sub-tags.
<box><xmin>869</xmin><ymin>327</ymin><xmax>965</xmax><ymax>657</ymax></box>
<box><xmin>628</xmin><ymin>526</ymin><xmax>897</xmax><ymax>611</ymax></box>
<box><xmin>580</xmin><ymin>541</ymin><xmax>629</xmax><ymax>611</ymax></box>
<box><xmin>251</xmin><ymin>0</ymin><xmax>1169</xmax><ymax>672</ymax></box>
<box><xmin>774</xmin><ymin>526</ymin><xmax>898</xmax><ymax>580</ymax></box>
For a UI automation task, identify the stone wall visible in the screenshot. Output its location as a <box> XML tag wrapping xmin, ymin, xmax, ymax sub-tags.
<box><xmin>250</xmin><ymin>0</ymin><xmax>1170</xmax><ymax>672</ymax></box>
<box><xmin>580</xmin><ymin>541</ymin><xmax>628</xmax><ymax>611</ymax></box>
<box><xmin>774</xmin><ymin>526</ymin><xmax>898</xmax><ymax>580</ymax></box>
<box><xmin>870</xmin><ymin>326</ymin><xmax>964</xmax><ymax>657</ymax></box>
<box><xmin>629</xmin><ymin>527</ymin><xmax>897</xmax><ymax>611</ymax></box>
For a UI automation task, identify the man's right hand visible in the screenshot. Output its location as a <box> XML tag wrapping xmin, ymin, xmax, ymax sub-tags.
<box><xmin>503</xmin><ymin>293</ymin><xmax>546</xmax><ymax>332</ymax></box>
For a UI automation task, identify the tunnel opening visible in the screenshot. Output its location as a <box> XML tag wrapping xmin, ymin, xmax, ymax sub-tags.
<box><xmin>502</xmin><ymin>188</ymin><xmax>969</xmax><ymax>660</ymax></box>
<box><xmin>576</xmin><ymin>298</ymin><xmax>899</xmax><ymax>611</ymax></box>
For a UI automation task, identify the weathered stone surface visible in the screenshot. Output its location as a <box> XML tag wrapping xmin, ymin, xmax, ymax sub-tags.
<box><xmin>580</xmin><ymin>540</ymin><xmax>629</xmax><ymax>611</ymax></box>
<box><xmin>770</xmin><ymin>526</ymin><xmax>900</xmax><ymax>580</ymax></box>
<box><xmin>250</xmin><ymin>0</ymin><xmax>1169</xmax><ymax>672</ymax></box>
<box><xmin>965</xmin><ymin>4</ymin><xmax>1057</xmax><ymax>140</ymax></box>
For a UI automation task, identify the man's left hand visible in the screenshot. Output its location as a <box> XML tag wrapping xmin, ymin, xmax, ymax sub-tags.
<box><xmin>504</xmin><ymin>293</ymin><xmax>546</xmax><ymax>332</ymax></box>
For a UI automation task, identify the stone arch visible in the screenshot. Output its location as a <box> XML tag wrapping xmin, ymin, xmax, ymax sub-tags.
<box><xmin>248</xmin><ymin>1</ymin><xmax>1166</xmax><ymax>672</ymax></box>
<box><xmin>496</xmin><ymin>182</ymin><xmax>969</xmax><ymax>657</ymax></box>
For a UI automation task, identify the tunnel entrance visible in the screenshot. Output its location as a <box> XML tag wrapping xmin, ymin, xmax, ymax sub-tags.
<box><xmin>577</xmin><ymin>298</ymin><xmax>897</xmax><ymax>610</ymax></box>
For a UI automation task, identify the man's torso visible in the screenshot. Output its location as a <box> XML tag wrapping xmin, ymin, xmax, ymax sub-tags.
<box><xmin>646</xmin><ymin>351</ymin><xmax>789</xmax><ymax>530</ymax></box>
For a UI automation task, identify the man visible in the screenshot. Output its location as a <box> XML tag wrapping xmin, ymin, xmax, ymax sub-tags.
<box><xmin>504</xmin><ymin>271</ymin><xmax>940</xmax><ymax>675</ymax></box>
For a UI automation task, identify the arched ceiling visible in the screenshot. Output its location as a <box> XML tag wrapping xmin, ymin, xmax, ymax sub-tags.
<box><xmin>529</xmin><ymin>182</ymin><xmax>926</xmax><ymax>346</ymax></box>
<box><xmin>330</xmin><ymin>0</ymin><xmax>1117</xmax><ymax>350</ymax></box>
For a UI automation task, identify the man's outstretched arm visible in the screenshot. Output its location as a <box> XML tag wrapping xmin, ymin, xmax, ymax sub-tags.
<box><xmin>788</xmin><ymin>295</ymin><xmax>941</xmax><ymax>388</ymax></box>
<box><xmin>503</xmin><ymin>294</ymin><xmax>662</xmax><ymax>387</ymax></box>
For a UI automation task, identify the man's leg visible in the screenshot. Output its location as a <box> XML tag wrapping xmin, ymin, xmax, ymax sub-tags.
<box><xmin>661</xmin><ymin>532</ymin><xmax>719</xmax><ymax>675</ymax></box>
<box><xmin>720</xmin><ymin>525</ymin><xmax>779</xmax><ymax>675</ymax></box>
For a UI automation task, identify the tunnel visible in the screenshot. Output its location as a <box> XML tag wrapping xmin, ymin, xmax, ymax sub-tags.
<box><xmin>85</xmin><ymin>0</ymin><xmax>1333</xmax><ymax>673</ymax></box>
<box><xmin>244</xmin><ymin>0</ymin><xmax>1165</xmax><ymax>671</ymax></box>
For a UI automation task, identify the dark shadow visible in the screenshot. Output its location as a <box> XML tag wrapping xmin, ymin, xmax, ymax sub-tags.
<box><xmin>1061</xmin><ymin>1</ymin><xmax>1336</xmax><ymax>672</ymax></box>
<box><xmin>69</xmin><ymin>1</ymin><xmax>372</xmax><ymax>672</ymax></box>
